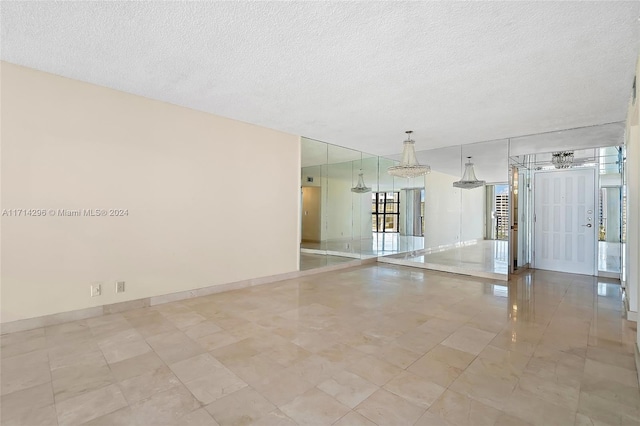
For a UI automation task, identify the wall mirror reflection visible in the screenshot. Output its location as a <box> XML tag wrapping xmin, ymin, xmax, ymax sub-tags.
<box><xmin>508</xmin><ymin>145</ymin><xmax>625</xmax><ymax>279</ymax></box>
<box><xmin>300</xmin><ymin>137</ymin><xmax>429</xmax><ymax>271</ymax></box>
<box><xmin>379</xmin><ymin>140</ymin><xmax>509</xmax><ymax>280</ymax></box>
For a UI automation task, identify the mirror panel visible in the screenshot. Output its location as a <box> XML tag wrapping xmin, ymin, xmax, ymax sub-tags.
<box><xmin>300</xmin><ymin>138</ymin><xmax>328</xmax><ymax>270</ymax></box>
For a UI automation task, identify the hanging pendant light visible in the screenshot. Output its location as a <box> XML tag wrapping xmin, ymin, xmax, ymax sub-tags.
<box><xmin>453</xmin><ymin>157</ymin><xmax>485</xmax><ymax>189</ymax></box>
<box><xmin>351</xmin><ymin>170</ymin><xmax>371</xmax><ymax>193</ymax></box>
<box><xmin>387</xmin><ymin>131</ymin><xmax>431</xmax><ymax>178</ymax></box>
<box><xmin>551</xmin><ymin>151</ymin><xmax>574</xmax><ymax>169</ymax></box>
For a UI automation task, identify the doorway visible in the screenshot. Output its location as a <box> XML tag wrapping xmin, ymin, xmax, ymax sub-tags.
<box><xmin>533</xmin><ymin>168</ymin><xmax>596</xmax><ymax>275</ymax></box>
<box><xmin>301</xmin><ymin>186</ymin><xmax>322</xmax><ymax>243</ymax></box>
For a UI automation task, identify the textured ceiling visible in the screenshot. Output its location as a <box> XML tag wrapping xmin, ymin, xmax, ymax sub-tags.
<box><xmin>2</xmin><ymin>1</ymin><xmax>639</xmax><ymax>155</ymax></box>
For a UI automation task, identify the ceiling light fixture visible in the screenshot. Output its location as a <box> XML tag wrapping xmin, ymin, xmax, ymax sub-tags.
<box><xmin>351</xmin><ymin>170</ymin><xmax>371</xmax><ymax>193</ymax></box>
<box><xmin>453</xmin><ymin>157</ymin><xmax>485</xmax><ymax>189</ymax></box>
<box><xmin>551</xmin><ymin>151</ymin><xmax>574</xmax><ymax>169</ymax></box>
<box><xmin>387</xmin><ymin>131</ymin><xmax>431</xmax><ymax>178</ymax></box>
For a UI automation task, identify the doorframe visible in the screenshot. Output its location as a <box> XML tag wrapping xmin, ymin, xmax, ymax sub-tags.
<box><xmin>531</xmin><ymin>166</ymin><xmax>599</xmax><ymax>276</ymax></box>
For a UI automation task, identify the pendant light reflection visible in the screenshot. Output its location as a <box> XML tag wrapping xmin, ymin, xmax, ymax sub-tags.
<box><xmin>387</xmin><ymin>131</ymin><xmax>431</xmax><ymax>178</ymax></box>
<box><xmin>453</xmin><ymin>157</ymin><xmax>485</xmax><ymax>189</ymax></box>
<box><xmin>551</xmin><ymin>151</ymin><xmax>574</xmax><ymax>169</ymax></box>
<box><xmin>351</xmin><ymin>170</ymin><xmax>371</xmax><ymax>193</ymax></box>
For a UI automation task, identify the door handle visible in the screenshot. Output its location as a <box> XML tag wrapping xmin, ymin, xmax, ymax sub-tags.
<box><xmin>582</xmin><ymin>224</ymin><xmax>592</xmax><ymax>227</ymax></box>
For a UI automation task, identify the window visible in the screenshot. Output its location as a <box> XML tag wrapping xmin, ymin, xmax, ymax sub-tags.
<box><xmin>372</xmin><ymin>192</ymin><xmax>400</xmax><ymax>232</ymax></box>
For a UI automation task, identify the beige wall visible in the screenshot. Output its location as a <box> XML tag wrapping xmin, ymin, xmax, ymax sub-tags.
<box><xmin>0</xmin><ymin>62</ymin><xmax>301</xmax><ymax>323</ymax></box>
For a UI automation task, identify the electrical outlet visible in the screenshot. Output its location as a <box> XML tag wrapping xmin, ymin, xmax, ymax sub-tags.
<box><xmin>91</xmin><ymin>283</ymin><xmax>102</xmax><ymax>297</ymax></box>
<box><xmin>115</xmin><ymin>281</ymin><xmax>125</xmax><ymax>293</ymax></box>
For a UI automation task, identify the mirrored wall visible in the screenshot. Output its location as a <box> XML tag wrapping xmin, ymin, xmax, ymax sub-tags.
<box><xmin>509</xmin><ymin>146</ymin><xmax>625</xmax><ymax>278</ymax></box>
<box><xmin>300</xmin><ymin>137</ymin><xmax>425</xmax><ymax>271</ymax></box>
<box><xmin>378</xmin><ymin>139</ymin><xmax>510</xmax><ymax>280</ymax></box>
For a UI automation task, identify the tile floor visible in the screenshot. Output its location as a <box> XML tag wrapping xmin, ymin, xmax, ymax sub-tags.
<box><xmin>1</xmin><ymin>265</ymin><xmax>638</xmax><ymax>425</ymax></box>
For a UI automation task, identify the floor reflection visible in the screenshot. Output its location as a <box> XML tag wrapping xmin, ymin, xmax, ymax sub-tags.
<box><xmin>299</xmin><ymin>253</ymin><xmax>357</xmax><ymax>271</ymax></box>
<box><xmin>379</xmin><ymin>240</ymin><xmax>508</xmax><ymax>280</ymax></box>
<box><xmin>598</xmin><ymin>241</ymin><xmax>622</xmax><ymax>273</ymax></box>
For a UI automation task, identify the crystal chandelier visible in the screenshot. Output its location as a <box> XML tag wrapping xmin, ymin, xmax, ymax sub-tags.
<box><xmin>551</xmin><ymin>151</ymin><xmax>574</xmax><ymax>169</ymax></box>
<box><xmin>453</xmin><ymin>157</ymin><xmax>485</xmax><ymax>189</ymax></box>
<box><xmin>351</xmin><ymin>170</ymin><xmax>371</xmax><ymax>193</ymax></box>
<box><xmin>387</xmin><ymin>131</ymin><xmax>431</xmax><ymax>178</ymax></box>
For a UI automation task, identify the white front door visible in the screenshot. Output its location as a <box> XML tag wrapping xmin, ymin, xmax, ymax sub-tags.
<box><xmin>534</xmin><ymin>168</ymin><xmax>596</xmax><ymax>275</ymax></box>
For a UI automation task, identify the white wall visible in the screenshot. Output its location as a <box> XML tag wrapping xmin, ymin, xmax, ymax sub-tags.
<box><xmin>326</xmin><ymin>162</ymin><xmax>354</xmax><ymax>241</ymax></box>
<box><xmin>424</xmin><ymin>170</ymin><xmax>484</xmax><ymax>249</ymax></box>
<box><xmin>461</xmin><ymin>187</ymin><xmax>485</xmax><ymax>241</ymax></box>
<box><xmin>0</xmin><ymin>62</ymin><xmax>300</xmax><ymax>323</ymax></box>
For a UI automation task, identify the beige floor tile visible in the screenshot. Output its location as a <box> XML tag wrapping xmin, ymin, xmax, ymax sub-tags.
<box><xmin>125</xmin><ymin>312</ymin><xmax>179</xmax><ymax>337</ymax></box>
<box><xmin>146</xmin><ymin>330</ymin><xmax>205</xmax><ymax>364</ymax></box>
<box><xmin>183</xmin><ymin>320</ymin><xmax>224</xmax><ymax>339</ymax></box>
<box><xmin>164</xmin><ymin>311</ymin><xmax>207</xmax><ymax>330</ymax></box>
<box><xmin>475</xmin><ymin>345</ymin><xmax>530</xmax><ymax>373</ymax></box>
<box><xmin>394</xmin><ymin>329</ymin><xmax>449</xmax><ymax>354</ymax></box>
<box><xmin>263</xmin><ymin>341</ymin><xmax>313</xmax><ymax>367</ymax></box>
<box><xmin>427</xmin><ymin>389</ymin><xmax>502</xmax><ymax>426</ymax></box>
<box><xmin>56</xmin><ymin>384</ymin><xmax>127</xmax><ymax>426</ymax></box>
<box><xmin>501</xmin><ymin>388</ymin><xmax>579</xmax><ymax>426</ymax></box>
<box><xmin>0</xmin><ymin>329</ymin><xmax>47</xmax><ymax>359</ymax></box>
<box><xmin>118</xmin><ymin>365</ymin><xmax>181</xmax><ymax>404</ymax></box>
<box><xmin>182</xmin><ymin>366</ymin><xmax>248</xmax><ymax>405</ymax></box>
<box><xmin>169</xmin><ymin>352</ymin><xmax>225</xmax><ymax>383</ymax></box>
<box><xmin>333</xmin><ymin>411</ymin><xmax>377</xmax><ymax>426</ymax></box>
<box><xmin>346</xmin><ymin>354</ymin><xmax>403</xmax><ymax>387</ymax></box>
<box><xmin>579</xmin><ymin>373</ymin><xmax>640</xmax><ymax>411</ymax></box>
<box><xmin>355</xmin><ymin>388</ymin><xmax>426</xmax><ymax>425</ymax></box>
<box><xmin>194</xmin><ymin>331</ymin><xmax>243</xmax><ymax>351</ymax></box>
<box><xmin>417</xmin><ymin>317</ymin><xmax>465</xmax><ymax>334</ymax></box>
<box><xmin>108</xmin><ymin>350</ymin><xmax>166</xmax><ymax>382</ymax></box>
<box><xmin>494</xmin><ymin>412</ymin><xmax>533</xmax><ymax>426</ymax></box>
<box><xmin>280</xmin><ymin>388</ymin><xmax>350</xmax><ymax>426</ymax></box>
<box><xmin>525</xmin><ymin>347</ymin><xmax>585</xmax><ymax>389</ymax></box>
<box><xmin>414</xmin><ymin>410</ymin><xmax>451</xmax><ymax>426</ymax></box>
<box><xmin>129</xmin><ymin>384</ymin><xmax>200</xmax><ymax>425</ymax></box>
<box><xmin>408</xmin><ymin>345</ymin><xmax>475</xmax><ymax>388</ymax></box>
<box><xmin>250</xmin><ymin>409</ymin><xmax>298</xmax><ymax>426</ymax></box>
<box><xmin>317</xmin><ymin>371</ymin><xmax>379</xmax><ymax>408</ymax></box>
<box><xmin>489</xmin><ymin>328</ymin><xmax>541</xmax><ymax>356</ymax></box>
<box><xmin>383</xmin><ymin>370</ymin><xmax>446</xmax><ymax>409</ymax></box>
<box><xmin>224</xmin><ymin>353</ymin><xmax>285</xmax><ymax>386</ymax></box>
<box><xmin>2</xmin><ymin>266</ymin><xmax>639</xmax><ymax>426</ymax></box>
<box><xmin>205</xmin><ymin>387</ymin><xmax>276</xmax><ymax>425</ymax></box>
<box><xmin>285</xmin><ymin>354</ymin><xmax>344</xmax><ymax>385</ymax></box>
<box><xmin>178</xmin><ymin>408</ymin><xmax>220</xmax><ymax>426</ymax></box>
<box><xmin>441</xmin><ymin>326</ymin><xmax>497</xmax><ymax>356</ymax></box>
<box><xmin>0</xmin><ymin>350</ymin><xmax>51</xmax><ymax>396</ymax></box>
<box><xmin>515</xmin><ymin>372</ymin><xmax>580</xmax><ymax>411</ymax></box>
<box><xmin>374</xmin><ymin>342</ymin><xmax>422</xmax><ymax>368</ymax></box>
<box><xmin>584</xmin><ymin>358</ymin><xmax>639</xmax><ymax>388</ymax></box>
<box><xmin>99</xmin><ymin>339</ymin><xmax>152</xmax><ymax>364</ymax></box>
<box><xmin>48</xmin><ymin>340</ymin><xmax>102</xmax><ymax>370</ymax></box>
<box><xmin>448</xmin><ymin>364</ymin><xmax>518</xmax><ymax>410</ymax></box>
<box><xmin>0</xmin><ymin>404</ymin><xmax>58</xmax><ymax>426</ymax></box>
<box><xmin>0</xmin><ymin>382</ymin><xmax>54</xmax><ymax>423</ymax></box>
<box><xmin>51</xmin><ymin>353</ymin><xmax>115</xmax><ymax>403</ymax></box>
<box><xmin>209</xmin><ymin>338</ymin><xmax>260</xmax><ymax>365</ymax></box>
<box><xmin>82</xmin><ymin>407</ymin><xmax>137</xmax><ymax>426</ymax></box>
<box><xmin>586</xmin><ymin>345</ymin><xmax>636</xmax><ymax>371</ymax></box>
<box><xmin>316</xmin><ymin>343</ymin><xmax>366</xmax><ymax>368</ymax></box>
<box><xmin>250</xmin><ymin>369</ymin><xmax>316</xmax><ymax>407</ymax></box>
